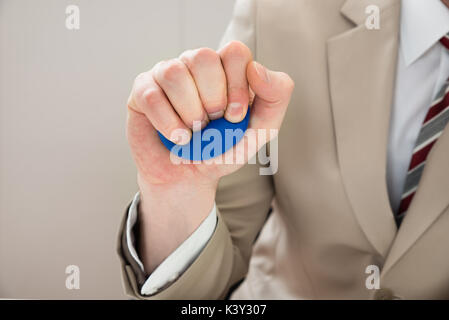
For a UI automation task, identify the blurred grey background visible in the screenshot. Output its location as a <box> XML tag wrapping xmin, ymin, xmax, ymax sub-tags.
<box><xmin>0</xmin><ymin>0</ymin><xmax>235</xmax><ymax>299</ymax></box>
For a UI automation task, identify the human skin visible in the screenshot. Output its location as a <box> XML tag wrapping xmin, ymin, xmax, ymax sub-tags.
<box><xmin>126</xmin><ymin>41</ymin><xmax>294</xmax><ymax>274</ymax></box>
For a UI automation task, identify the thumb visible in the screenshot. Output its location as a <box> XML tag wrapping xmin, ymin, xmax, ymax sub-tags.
<box><xmin>217</xmin><ymin>62</ymin><xmax>293</xmax><ymax>170</ymax></box>
<box><xmin>246</xmin><ymin>61</ymin><xmax>294</xmax><ymax>131</ymax></box>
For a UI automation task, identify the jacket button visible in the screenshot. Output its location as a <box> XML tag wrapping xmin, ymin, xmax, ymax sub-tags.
<box><xmin>373</xmin><ymin>288</ymin><xmax>395</xmax><ymax>300</ymax></box>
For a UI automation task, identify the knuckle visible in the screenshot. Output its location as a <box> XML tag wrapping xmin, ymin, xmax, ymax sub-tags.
<box><xmin>132</xmin><ymin>72</ymin><xmax>152</xmax><ymax>99</ymax></box>
<box><xmin>180</xmin><ymin>47</ymin><xmax>219</xmax><ymax>69</ymax></box>
<box><xmin>132</xmin><ymin>72</ymin><xmax>149</xmax><ymax>90</ymax></box>
<box><xmin>141</xmin><ymin>88</ymin><xmax>162</xmax><ymax>107</ymax></box>
<box><xmin>126</xmin><ymin>92</ymin><xmax>135</xmax><ymax>110</ymax></box>
<box><xmin>156</xmin><ymin>59</ymin><xmax>186</xmax><ymax>83</ymax></box>
<box><xmin>221</xmin><ymin>40</ymin><xmax>252</xmax><ymax>59</ymax></box>
<box><xmin>192</xmin><ymin>47</ymin><xmax>219</xmax><ymax>64</ymax></box>
<box><xmin>228</xmin><ymin>86</ymin><xmax>249</xmax><ymax>100</ymax></box>
<box><xmin>178</xmin><ymin>49</ymin><xmax>193</xmax><ymax>64</ymax></box>
<box><xmin>134</xmin><ymin>71</ymin><xmax>148</xmax><ymax>82</ymax></box>
<box><xmin>284</xmin><ymin>74</ymin><xmax>295</xmax><ymax>92</ymax></box>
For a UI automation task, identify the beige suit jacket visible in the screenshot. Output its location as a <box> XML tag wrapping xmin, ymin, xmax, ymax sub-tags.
<box><xmin>117</xmin><ymin>0</ymin><xmax>449</xmax><ymax>299</ymax></box>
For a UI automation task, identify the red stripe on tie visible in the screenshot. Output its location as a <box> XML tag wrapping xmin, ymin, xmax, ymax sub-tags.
<box><xmin>441</xmin><ymin>36</ymin><xmax>449</xmax><ymax>50</ymax></box>
<box><xmin>408</xmin><ymin>139</ymin><xmax>437</xmax><ymax>171</ymax></box>
<box><xmin>398</xmin><ymin>191</ymin><xmax>416</xmax><ymax>215</ymax></box>
<box><xmin>423</xmin><ymin>92</ymin><xmax>449</xmax><ymax>124</ymax></box>
<box><xmin>397</xmin><ymin>36</ymin><xmax>449</xmax><ymax>224</ymax></box>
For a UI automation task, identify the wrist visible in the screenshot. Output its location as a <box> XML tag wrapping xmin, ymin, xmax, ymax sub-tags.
<box><xmin>137</xmin><ymin>175</ymin><xmax>217</xmax><ymax>223</ymax></box>
<box><xmin>136</xmin><ymin>173</ymin><xmax>217</xmax><ymax>272</ymax></box>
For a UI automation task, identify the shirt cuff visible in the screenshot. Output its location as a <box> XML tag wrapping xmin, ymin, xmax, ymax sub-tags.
<box><xmin>125</xmin><ymin>192</ymin><xmax>218</xmax><ymax>296</ymax></box>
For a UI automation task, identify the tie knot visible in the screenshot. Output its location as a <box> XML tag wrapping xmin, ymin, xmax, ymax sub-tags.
<box><xmin>441</xmin><ymin>33</ymin><xmax>449</xmax><ymax>50</ymax></box>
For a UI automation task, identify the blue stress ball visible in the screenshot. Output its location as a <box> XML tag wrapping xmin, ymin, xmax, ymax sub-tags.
<box><xmin>158</xmin><ymin>108</ymin><xmax>250</xmax><ymax>161</ymax></box>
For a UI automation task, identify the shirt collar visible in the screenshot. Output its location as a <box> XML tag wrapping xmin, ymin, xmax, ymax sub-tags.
<box><xmin>400</xmin><ymin>0</ymin><xmax>449</xmax><ymax>66</ymax></box>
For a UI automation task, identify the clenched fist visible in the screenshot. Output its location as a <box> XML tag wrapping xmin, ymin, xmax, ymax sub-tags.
<box><xmin>126</xmin><ymin>41</ymin><xmax>294</xmax><ymax>273</ymax></box>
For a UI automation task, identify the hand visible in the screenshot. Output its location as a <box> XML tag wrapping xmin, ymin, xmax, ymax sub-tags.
<box><xmin>126</xmin><ymin>41</ymin><xmax>294</xmax><ymax>273</ymax></box>
<box><xmin>127</xmin><ymin>41</ymin><xmax>294</xmax><ymax>188</ymax></box>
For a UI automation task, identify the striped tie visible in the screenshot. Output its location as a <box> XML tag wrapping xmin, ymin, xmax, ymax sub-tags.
<box><xmin>396</xmin><ymin>33</ymin><xmax>449</xmax><ymax>226</ymax></box>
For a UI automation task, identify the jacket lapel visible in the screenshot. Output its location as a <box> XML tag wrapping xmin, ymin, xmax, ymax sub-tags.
<box><xmin>327</xmin><ymin>0</ymin><xmax>400</xmax><ymax>258</ymax></box>
<box><xmin>382</xmin><ymin>124</ymin><xmax>449</xmax><ymax>275</ymax></box>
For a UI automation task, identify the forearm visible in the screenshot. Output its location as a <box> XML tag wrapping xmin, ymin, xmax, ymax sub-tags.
<box><xmin>137</xmin><ymin>173</ymin><xmax>217</xmax><ymax>274</ymax></box>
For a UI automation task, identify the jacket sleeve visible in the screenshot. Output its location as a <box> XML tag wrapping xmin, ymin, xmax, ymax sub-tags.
<box><xmin>117</xmin><ymin>0</ymin><xmax>275</xmax><ymax>299</ymax></box>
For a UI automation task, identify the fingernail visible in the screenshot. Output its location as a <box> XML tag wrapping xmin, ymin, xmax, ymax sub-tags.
<box><xmin>170</xmin><ymin>129</ymin><xmax>191</xmax><ymax>145</ymax></box>
<box><xmin>253</xmin><ymin>61</ymin><xmax>270</xmax><ymax>83</ymax></box>
<box><xmin>201</xmin><ymin>114</ymin><xmax>210</xmax><ymax>128</ymax></box>
<box><xmin>192</xmin><ymin>120</ymin><xmax>202</xmax><ymax>132</ymax></box>
<box><xmin>225</xmin><ymin>103</ymin><xmax>243</xmax><ymax>122</ymax></box>
<box><xmin>208</xmin><ymin>110</ymin><xmax>224</xmax><ymax>120</ymax></box>
<box><xmin>192</xmin><ymin>115</ymin><xmax>209</xmax><ymax>132</ymax></box>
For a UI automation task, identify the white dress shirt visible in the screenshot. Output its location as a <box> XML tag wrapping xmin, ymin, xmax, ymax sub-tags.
<box><xmin>126</xmin><ymin>0</ymin><xmax>449</xmax><ymax>296</ymax></box>
<box><xmin>387</xmin><ymin>0</ymin><xmax>449</xmax><ymax>211</ymax></box>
